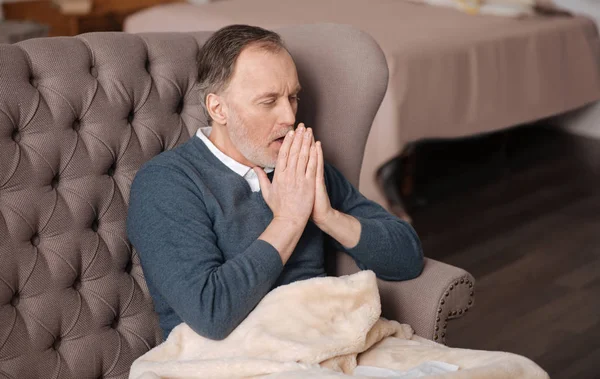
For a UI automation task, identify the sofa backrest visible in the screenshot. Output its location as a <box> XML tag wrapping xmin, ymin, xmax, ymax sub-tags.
<box><xmin>0</xmin><ymin>24</ymin><xmax>388</xmax><ymax>378</ymax></box>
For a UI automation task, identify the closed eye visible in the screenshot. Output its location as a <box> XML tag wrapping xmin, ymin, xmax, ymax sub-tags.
<box><xmin>261</xmin><ymin>98</ymin><xmax>276</xmax><ymax>105</ymax></box>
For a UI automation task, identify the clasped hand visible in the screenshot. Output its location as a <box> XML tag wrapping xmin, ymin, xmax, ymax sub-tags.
<box><xmin>255</xmin><ymin>123</ymin><xmax>333</xmax><ymax>228</ymax></box>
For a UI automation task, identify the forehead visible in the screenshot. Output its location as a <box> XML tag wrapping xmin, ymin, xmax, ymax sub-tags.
<box><xmin>228</xmin><ymin>45</ymin><xmax>299</xmax><ymax>93</ymax></box>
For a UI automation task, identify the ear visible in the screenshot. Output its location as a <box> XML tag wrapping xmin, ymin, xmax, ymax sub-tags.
<box><xmin>206</xmin><ymin>93</ymin><xmax>228</xmax><ymax>125</ymax></box>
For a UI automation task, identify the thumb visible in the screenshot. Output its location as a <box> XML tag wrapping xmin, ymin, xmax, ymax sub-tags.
<box><xmin>254</xmin><ymin>167</ymin><xmax>271</xmax><ymax>196</ymax></box>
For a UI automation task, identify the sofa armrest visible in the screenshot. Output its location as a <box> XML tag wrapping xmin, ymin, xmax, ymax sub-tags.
<box><xmin>334</xmin><ymin>252</ymin><xmax>475</xmax><ymax>345</ymax></box>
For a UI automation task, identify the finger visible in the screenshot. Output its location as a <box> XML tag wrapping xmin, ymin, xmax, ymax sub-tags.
<box><xmin>296</xmin><ymin>127</ymin><xmax>313</xmax><ymax>176</ymax></box>
<box><xmin>276</xmin><ymin>130</ymin><xmax>295</xmax><ymax>172</ymax></box>
<box><xmin>316</xmin><ymin>141</ymin><xmax>325</xmax><ymax>184</ymax></box>
<box><xmin>306</xmin><ymin>144</ymin><xmax>318</xmax><ymax>179</ymax></box>
<box><xmin>287</xmin><ymin>124</ymin><xmax>305</xmax><ymax>174</ymax></box>
<box><xmin>254</xmin><ymin>167</ymin><xmax>271</xmax><ymax>197</ymax></box>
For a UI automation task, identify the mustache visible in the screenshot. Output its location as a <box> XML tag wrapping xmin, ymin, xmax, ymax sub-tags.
<box><xmin>271</xmin><ymin>127</ymin><xmax>295</xmax><ymax>140</ymax></box>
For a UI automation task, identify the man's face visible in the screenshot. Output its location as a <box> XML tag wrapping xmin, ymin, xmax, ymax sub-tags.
<box><xmin>222</xmin><ymin>45</ymin><xmax>301</xmax><ymax>168</ymax></box>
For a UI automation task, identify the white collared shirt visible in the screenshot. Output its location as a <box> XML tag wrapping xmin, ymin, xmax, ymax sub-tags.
<box><xmin>195</xmin><ymin>127</ymin><xmax>273</xmax><ymax>192</ymax></box>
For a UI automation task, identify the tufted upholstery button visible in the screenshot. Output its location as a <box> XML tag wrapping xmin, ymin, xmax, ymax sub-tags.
<box><xmin>11</xmin><ymin>129</ymin><xmax>21</xmax><ymax>143</ymax></box>
<box><xmin>145</xmin><ymin>59</ymin><xmax>150</xmax><ymax>73</ymax></box>
<box><xmin>127</xmin><ymin>110</ymin><xmax>135</xmax><ymax>124</ymax></box>
<box><xmin>107</xmin><ymin>163</ymin><xmax>116</xmax><ymax>177</ymax></box>
<box><xmin>10</xmin><ymin>293</ymin><xmax>20</xmax><ymax>307</ymax></box>
<box><xmin>31</xmin><ymin>233</ymin><xmax>40</xmax><ymax>247</ymax></box>
<box><xmin>90</xmin><ymin>66</ymin><xmax>98</xmax><ymax>78</ymax></box>
<box><xmin>72</xmin><ymin>119</ymin><xmax>81</xmax><ymax>132</ymax></box>
<box><xmin>91</xmin><ymin>219</ymin><xmax>99</xmax><ymax>232</ymax></box>
<box><xmin>52</xmin><ymin>337</ymin><xmax>61</xmax><ymax>350</ymax></box>
<box><xmin>50</xmin><ymin>174</ymin><xmax>60</xmax><ymax>189</ymax></box>
<box><xmin>29</xmin><ymin>75</ymin><xmax>38</xmax><ymax>88</ymax></box>
<box><xmin>72</xmin><ymin>277</ymin><xmax>81</xmax><ymax>291</ymax></box>
<box><xmin>111</xmin><ymin>317</ymin><xmax>119</xmax><ymax>329</ymax></box>
<box><xmin>124</xmin><ymin>259</ymin><xmax>133</xmax><ymax>274</ymax></box>
<box><xmin>175</xmin><ymin>99</ymin><xmax>184</xmax><ymax>114</ymax></box>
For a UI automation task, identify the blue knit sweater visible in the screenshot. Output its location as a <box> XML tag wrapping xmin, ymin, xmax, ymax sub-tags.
<box><xmin>127</xmin><ymin>136</ymin><xmax>423</xmax><ymax>340</ymax></box>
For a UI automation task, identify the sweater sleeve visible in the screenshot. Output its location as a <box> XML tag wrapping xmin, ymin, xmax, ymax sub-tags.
<box><xmin>127</xmin><ymin>163</ymin><xmax>283</xmax><ymax>340</ymax></box>
<box><xmin>324</xmin><ymin>163</ymin><xmax>424</xmax><ymax>281</ymax></box>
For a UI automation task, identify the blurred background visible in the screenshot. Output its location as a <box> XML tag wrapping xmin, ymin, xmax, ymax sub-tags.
<box><xmin>0</xmin><ymin>0</ymin><xmax>184</xmax><ymax>40</ymax></box>
<box><xmin>1</xmin><ymin>1</ymin><xmax>599</xmax><ymax>378</ymax></box>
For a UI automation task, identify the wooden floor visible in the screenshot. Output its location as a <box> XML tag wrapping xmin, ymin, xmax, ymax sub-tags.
<box><xmin>399</xmin><ymin>125</ymin><xmax>600</xmax><ymax>379</ymax></box>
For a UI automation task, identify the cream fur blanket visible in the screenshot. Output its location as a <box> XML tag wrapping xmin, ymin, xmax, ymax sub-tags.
<box><xmin>129</xmin><ymin>271</ymin><xmax>549</xmax><ymax>379</ymax></box>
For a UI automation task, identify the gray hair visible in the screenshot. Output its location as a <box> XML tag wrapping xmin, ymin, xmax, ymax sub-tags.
<box><xmin>197</xmin><ymin>24</ymin><xmax>286</xmax><ymax>124</ymax></box>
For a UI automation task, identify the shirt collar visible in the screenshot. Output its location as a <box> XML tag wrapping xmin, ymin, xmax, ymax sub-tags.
<box><xmin>195</xmin><ymin>127</ymin><xmax>273</xmax><ymax>177</ymax></box>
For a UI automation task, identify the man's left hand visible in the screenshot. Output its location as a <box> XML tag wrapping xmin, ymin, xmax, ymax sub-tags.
<box><xmin>311</xmin><ymin>141</ymin><xmax>334</xmax><ymax>227</ymax></box>
<box><xmin>309</xmin><ymin>139</ymin><xmax>361</xmax><ymax>248</ymax></box>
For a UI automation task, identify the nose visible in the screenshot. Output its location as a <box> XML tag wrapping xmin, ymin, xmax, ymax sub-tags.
<box><xmin>278</xmin><ymin>98</ymin><xmax>296</xmax><ymax>127</ymax></box>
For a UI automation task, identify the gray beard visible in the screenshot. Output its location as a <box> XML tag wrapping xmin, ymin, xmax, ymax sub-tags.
<box><xmin>228</xmin><ymin>122</ymin><xmax>277</xmax><ymax>169</ymax></box>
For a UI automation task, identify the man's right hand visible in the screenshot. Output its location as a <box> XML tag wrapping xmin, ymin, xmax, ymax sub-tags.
<box><xmin>256</xmin><ymin>124</ymin><xmax>317</xmax><ymax>227</ymax></box>
<box><xmin>255</xmin><ymin>124</ymin><xmax>317</xmax><ymax>263</ymax></box>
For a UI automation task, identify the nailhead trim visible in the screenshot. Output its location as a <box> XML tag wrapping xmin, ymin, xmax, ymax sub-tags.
<box><xmin>434</xmin><ymin>275</ymin><xmax>475</xmax><ymax>344</ymax></box>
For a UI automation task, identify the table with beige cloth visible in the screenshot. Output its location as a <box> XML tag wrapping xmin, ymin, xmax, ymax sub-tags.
<box><xmin>125</xmin><ymin>0</ymin><xmax>600</xmax><ymax>212</ymax></box>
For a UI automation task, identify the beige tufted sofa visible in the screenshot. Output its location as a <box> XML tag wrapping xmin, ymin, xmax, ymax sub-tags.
<box><xmin>0</xmin><ymin>24</ymin><xmax>475</xmax><ymax>378</ymax></box>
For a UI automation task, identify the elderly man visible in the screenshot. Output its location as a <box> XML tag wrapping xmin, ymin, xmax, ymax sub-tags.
<box><xmin>127</xmin><ymin>24</ymin><xmax>423</xmax><ymax>341</ymax></box>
